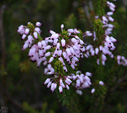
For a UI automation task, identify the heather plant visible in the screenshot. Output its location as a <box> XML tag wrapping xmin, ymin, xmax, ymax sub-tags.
<box><xmin>1</xmin><ymin>0</ymin><xmax>127</xmax><ymax>113</ymax></box>
<box><xmin>17</xmin><ymin>0</ymin><xmax>127</xmax><ymax>111</ymax></box>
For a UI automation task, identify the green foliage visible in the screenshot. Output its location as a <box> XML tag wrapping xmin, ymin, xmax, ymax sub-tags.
<box><xmin>56</xmin><ymin>87</ymin><xmax>81</xmax><ymax>113</ymax></box>
<box><xmin>95</xmin><ymin>0</ymin><xmax>107</xmax><ymax>16</ymax></box>
<box><xmin>89</xmin><ymin>81</ymin><xmax>107</xmax><ymax>113</ymax></box>
<box><xmin>23</xmin><ymin>102</ymin><xmax>39</xmax><ymax>113</ymax></box>
<box><xmin>54</xmin><ymin>60</ymin><xmax>64</xmax><ymax>75</ymax></box>
<box><xmin>23</xmin><ymin>102</ymin><xmax>55</xmax><ymax>113</ymax></box>
<box><xmin>64</xmin><ymin>13</ymin><xmax>77</xmax><ymax>29</ymax></box>
<box><xmin>117</xmin><ymin>104</ymin><xmax>125</xmax><ymax>113</ymax></box>
<box><xmin>41</xmin><ymin>102</ymin><xmax>47</xmax><ymax>113</ymax></box>
<box><xmin>93</xmin><ymin>18</ymin><xmax>104</xmax><ymax>45</ymax></box>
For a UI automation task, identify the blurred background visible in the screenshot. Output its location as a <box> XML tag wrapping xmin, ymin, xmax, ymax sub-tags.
<box><xmin>0</xmin><ymin>0</ymin><xmax>127</xmax><ymax>113</ymax></box>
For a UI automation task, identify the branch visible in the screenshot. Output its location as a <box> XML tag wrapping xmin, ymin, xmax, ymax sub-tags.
<box><xmin>0</xmin><ymin>4</ymin><xmax>6</xmax><ymax>106</ymax></box>
<box><xmin>0</xmin><ymin>5</ymin><xmax>6</xmax><ymax>67</ymax></box>
<box><xmin>4</xmin><ymin>89</ymin><xmax>43</xmax><ymax>109</ymax></box>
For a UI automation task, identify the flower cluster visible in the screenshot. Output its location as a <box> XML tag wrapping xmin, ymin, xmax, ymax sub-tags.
<box><xmin>44</xmin><ymin>75</ymin><xmax>72</xmax><ymax>93</ymax></box>
<box><xmin>117</xmin><ymin>55</ymin><xmax>127</xmax><ymax>66</ymax></box>
<box><xmin>71</xmin><ymin>71</ymin><xmax>92</xmax><ymax>95</ymax></box>
<box><xmin>17</xmin><ymin>0</ymin><xmax>127</xmax><ymax>95</ymax></box>
<box><xmin>17</xmin><ymin>22</ymin><xmax>92</xmax><ymax>94</ymax></box>
<box><xmin>82</xmin><ymin>0</ymin><xmax>117</xmax><ymax>66</ymax></box>
<box><xmin>97</xmin><ymin>0</ymin><xmax>117</xmax><ymax>65</ymax></box>
<box><xmin>17</xmin><ymin>22</ymin><xmax>41</xmax><ymax>50</ymax></box>
<box><xmin>44</xmin><ymin>25</ymin><xmax>85</xmax><ymax>71</ymax></box>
